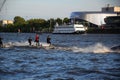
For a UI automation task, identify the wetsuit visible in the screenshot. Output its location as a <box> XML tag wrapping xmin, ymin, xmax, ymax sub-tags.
<box><xmin>28</xmin><ymin>38</ymin><xmax>32</xmax><ymax>45</ymax></box>
<box><xmin>47</xmin><ymin>36</ymin><xmax>51</xmax><ymax>44</ymax></box>
<box><xmin>0</xmin><ymin>37</ymin><xmax>3</xmax><ymax>47</ymax></box>
<box><xmin>35</xmin><ymin>34</ymin><xmax>39</xmax><ymax>46</ymax></box>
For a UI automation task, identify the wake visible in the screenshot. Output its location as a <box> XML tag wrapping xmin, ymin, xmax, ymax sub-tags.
<box><xmin>2</xmin><ymin>41</ymin><xmax>50</xmax><ymax>48</ymax></box>
<box><xmin>71</xmin><ymin>43</ymin><xmax>113</xmax><ymax>53</ymax></box>
<box><xmin>54</xmin><ymin>43</ymin><xmax>119</xmax><ymax>53</ymax></box>
<box><xmin>2</xmin><ymin>42</ymin><xmax>120</xmax><ymax>53</ymax></box>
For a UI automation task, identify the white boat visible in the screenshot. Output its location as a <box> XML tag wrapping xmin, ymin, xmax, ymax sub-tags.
<box><xmin>53</xmin><ymin>24</ymin><xmax>87</xmax><ymax>34</ymax></box>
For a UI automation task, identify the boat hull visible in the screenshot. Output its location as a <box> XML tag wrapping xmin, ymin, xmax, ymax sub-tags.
<box><xmin>53</xmin><ymin>24</ymin><xmax>86</xmax><ymax>34</ymax></box>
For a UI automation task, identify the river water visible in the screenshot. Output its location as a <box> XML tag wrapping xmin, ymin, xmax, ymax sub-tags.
<box><xmin>0</xmin><ymin>33</ymin><xmax>120</xmax><ymax>80</ymax></box>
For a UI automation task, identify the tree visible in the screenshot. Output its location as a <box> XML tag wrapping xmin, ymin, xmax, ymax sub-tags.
<box><xmin>27</xmin><ymin>18</ymin><xmax>46</xmax><ymax>32</ymax></box>
<box><xmin>47</xmin><ymin>18</ymin><xmax>56</xmax><ymax>32</ymax></box>
<box><xmin>63</xmin><ymin>17</ymin><xmax>70</xmax><ymax>24</ymax></box>
<box><xmin>55</xmin><ymin>18</ymin><xmax>62</xmax><ymax>25</ymax></box>
<box><xmin>48</xmin><ymin>18</ymin><xmax>55</xmax><ymax>28</ymax></box>
<box><xmin>14</xmin><ymin>16</ymin><xmax>25</xmax><ymax>25</ymax></box>
<box><xmin>0</xmin><ymin>21</ymin><xmax>2</xmax><ymax>27</ymax></box>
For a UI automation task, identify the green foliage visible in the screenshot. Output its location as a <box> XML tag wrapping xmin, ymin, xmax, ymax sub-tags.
<box><xmin>0</xmin><ymin>21</ymin><xmax>2</xmax><ymax>27</ymax></box>
<box><xmin>63</xmin><ymin>17</ymin><xmax>69</xmax><ymax>24</ymax></box>
<box><xmin>14</xmin><ymin>16</ymin><xmax>25</xmax><ymax>25</ymax></box>
<box><xmin>26</xmin><ymin>18</ymin><xmax>47</xmax><ymax>32</ymax></box>
<box><xmin>56</xmin><ymin>18</ymin><xmax>62</xmax><ymax>25</ymax></box>
<box><xmin>0</xmin><ymin>16</ymin><xmax>69</xmax><ymax>33</ymax></box>
<box><xmin>48</xmin><ymin>18</ymin><xmax>56</xmax><ymax>28</ymax></box>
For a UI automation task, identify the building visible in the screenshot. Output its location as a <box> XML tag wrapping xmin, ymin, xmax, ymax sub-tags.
<box><xmin>102</xmin><ymin>16</ymin><xmax>120</xmax><ymax>29</ymax></box>
<box><xmin>0</xmin><ymin>20</ymin><xmax>13</xmax><ymax>26</ymax></box>
<box><xmin>70</xmin><ymin>6</ymin><xmax>120</xmax><ymax>27</ymax></box>
<box><xmin>102</xmin><ymin>6</ymin><xmax>120</xmax><ymax>13</ymax></box>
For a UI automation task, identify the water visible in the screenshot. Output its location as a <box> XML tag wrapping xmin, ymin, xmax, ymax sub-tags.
<box><xmin>0</xmin><ymin>33</ymin><xmax>120</xmax><ymax>80</ymax></box>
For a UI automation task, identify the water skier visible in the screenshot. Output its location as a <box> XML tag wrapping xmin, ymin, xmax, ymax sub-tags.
<box><xmin>28</xmin><ymin>37</ymin><xmax>32</xmax><ymax>46</ymax></box>
<box><xmin>35</xmin><ymin>33</ymin><xmax>39</xmax><ymax>46</ymax></box>
<box><xmin>47</xmin><ymin>35</ymin><xmax>51</xmax><ymax>45</ymax></box>
<box><xmin>0</xmin><ymin>37</ymin><xmax>3</xmax><ymax>47</ymax></box>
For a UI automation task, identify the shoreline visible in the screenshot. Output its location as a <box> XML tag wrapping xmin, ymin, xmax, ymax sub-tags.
<box><xmin>0</xmin><ymin>29</ymin><xmax>120</xmax><ymax>34</ymax></box>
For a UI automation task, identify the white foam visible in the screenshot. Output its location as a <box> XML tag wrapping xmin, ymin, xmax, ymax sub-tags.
<box><xmin>71</xmin><ymin>43</ymin><xmax>112</xmax><ymax>53</ymax></box>
<box><xmin>2</xmin><ymin>42</ymin><xmax>115</xmax><ymax>53</ymax></box>
<box><xmin>3</xmin><ymin>41</ymin><xmax>50</xmax><ymax>48</ymax></box>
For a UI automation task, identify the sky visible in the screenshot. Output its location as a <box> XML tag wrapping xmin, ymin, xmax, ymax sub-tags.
<box><xmin>0</xmin><ymin>0</ymin><xmax>120</xmax><ymax>20</ymax></box>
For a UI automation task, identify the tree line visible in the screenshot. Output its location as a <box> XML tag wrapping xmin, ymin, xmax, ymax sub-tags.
<box><xmin>0</xmin><ymin>16</ymin><xmax>69</xmax><ymax>33</ymax></box>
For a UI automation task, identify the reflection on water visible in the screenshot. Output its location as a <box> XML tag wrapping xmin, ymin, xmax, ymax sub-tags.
<box><xmin>0</xmin><ymin>33</ymin><xmax>120</xmax><ymax>80</ymax></box>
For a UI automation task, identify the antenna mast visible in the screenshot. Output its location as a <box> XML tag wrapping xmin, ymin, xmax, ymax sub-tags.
<box><xmin>0</xmin><ymin>0</ymin><xmax>6</xmax><ymax>13</ymax></box>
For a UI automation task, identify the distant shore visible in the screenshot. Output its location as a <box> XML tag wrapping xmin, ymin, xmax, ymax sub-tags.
<box><xmin>0</xmin><ymin>29</ymin><xmax>120</xmax><ymax>34</ymax></box>
<box><xmin>86</xmin><ymin>29</ymin><xmax>120</xmax><ymax>34</ymax></box>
